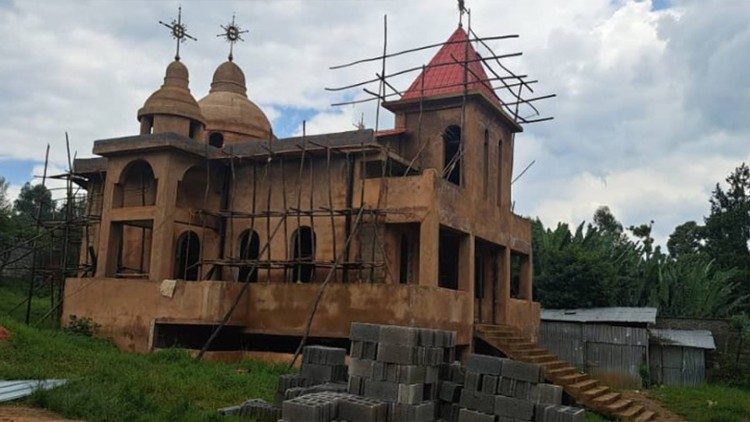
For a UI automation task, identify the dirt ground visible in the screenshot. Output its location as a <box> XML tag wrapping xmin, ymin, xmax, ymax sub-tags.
<box><xmin>0</xmin><ymin>405</ymin><xmax>78</xmax><ymax>422</ymax></box>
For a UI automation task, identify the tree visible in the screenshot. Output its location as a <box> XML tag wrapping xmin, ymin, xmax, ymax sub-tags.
<box><xmin>13</xmin><ymin>182</ymin><xmax>54</xmax><ymax>223</ymax></box>
<box><xmin>667</xmin><ymin>221</ymin><xmax>703</xmax><ymax>258</ymax></box>
<box><xmin>592</xmin><ymin>206</ymin><xmax>624</xmax><ymax>237</ymax></box>
<box><xmin>702</xmin><ymin>163</ymin><xmax>750</xmax><ymax>303</ymax></box>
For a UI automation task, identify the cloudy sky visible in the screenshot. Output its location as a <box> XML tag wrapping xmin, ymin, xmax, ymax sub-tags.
<box><xmin>0</xmin><ymin>0</ymin><xmax>748</xmax><ymax>245</ymax></box>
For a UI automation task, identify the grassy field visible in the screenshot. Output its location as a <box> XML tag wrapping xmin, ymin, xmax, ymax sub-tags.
<box><xmin>0</xmin><ymin>316</ymin><xmax>291</xmax><ymax>421</ymax></box>
<box><xmin>0</xmin><ymin>279</ymin><xmax>57</xmax><ymax>328</ymax></box>
<box><xmin>649</xmin><ymin>383</ymin><xmax>750</xmax><ymax>422</ymax></box>
<box><xmin>0</xmin><ymin>279</ymin><xmax>293</xmax><ymax>421</ymax></box>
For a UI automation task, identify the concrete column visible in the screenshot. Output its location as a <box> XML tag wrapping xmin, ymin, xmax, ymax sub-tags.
<box><xmin>518</xmin><ymin>252</ymin><xmax>533</xmax><ymax>301</ymax></box>
<box><xmin>95</xmin><ymin>162</ymin><xmax>120</xmax><ymax>278</ymax></box>
<box><xmin>497</xmin><ymin>246</ymin><xmax>511</xmax><ymax>324</ymax></box>
<box><xmin>418</xmin><ymin>208</ymin><xmax>439</xmax><ymax>287</ymax></box>
<box><xmin>149</xmin><ymin>158</ymin><xmax>179</xmax><ymax>281</ymax></box>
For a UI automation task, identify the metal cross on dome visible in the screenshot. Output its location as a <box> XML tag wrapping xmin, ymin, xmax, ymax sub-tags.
<box><xmin>217</xmin><ymin>14</ymin><xmax>249</xmax><ymax>61</ymax></box>
<box><xmin>159</xmin><ymin>5</ymin><xmax>197</xmax><ymax>61</ymax></box>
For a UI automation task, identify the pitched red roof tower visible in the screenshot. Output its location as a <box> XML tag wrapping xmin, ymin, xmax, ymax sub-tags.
<box><xmin>400</xmin><ymin>27</ymin><xmax>500</xmax><ymax>105</ymax></box>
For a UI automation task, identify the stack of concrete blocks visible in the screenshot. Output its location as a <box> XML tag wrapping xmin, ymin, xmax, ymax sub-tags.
<box><xmin>437</xmin><ymin>361</ymin><xmax>466</xmax><ymax>422</ymax></box>
<box><xmin>348</xmin><ymin>323</ymin><xmax>457</xmax><ymax>422</ymax></box>
<box><xmin>282</xmin><ymin>391</ymin><xmax>390</xmax><ymax>422</ymax></box>
<box><xmin>456</xmin><ymin>354</ymin><xmax>584</xmax><ymax>422</ymax></box>
<box><xmin>276</xmin><ymin>345</ymin><xmax>349</xmax><ymax>402</ymax></box>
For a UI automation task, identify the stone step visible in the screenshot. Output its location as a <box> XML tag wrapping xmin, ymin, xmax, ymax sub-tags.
<box><xmin>545</xmin><ymin>366</ymin><xmax>577</xmax><ymax>378</ymax></box>
<box><xmin>606</xmin><ymin>398</ymin><xmax>634</xmax><ymax>413</ymax></box>
<box><xmin>635</xmin><ymin>410</ymin><xmax>656</xmax><ymax>421</ymax></box>
<box><xmin>525</xmin><ymin>354</ymin><xmax>557</xmax><ymax>364</ymax></box>
<box><xmin>556</xmin><ymin>372</ymin><xmax>588</xmax><ymax>385</ymax></box>
<box><xmin>568</xmin><ymin>378</ymin><xmax>598</xmax><ymax>394</ymax></box>
<box><xmin>541</xmin><ymin>360</ymin><xmax>569</xmax><ymax>370</ymax></box>
<box><xmin>580</xmin><ymin>385</ymin><xmax>609</xmax><ymax>400</ymax></box>
<box><xmin>617</xmin><ymin>404</ymin><xmax>645</xmax><ymax>419</ymax></box>
<box><xmin>592</xmin><ymin>392</ymin><xmax>621</xmax><ymax>406</ymax></box>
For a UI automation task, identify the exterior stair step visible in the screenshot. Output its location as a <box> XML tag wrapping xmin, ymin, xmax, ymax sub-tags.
<box><xmin>581</xmin><ymin>385</ymin><xmax>609</xmax><ymax>400</ymax></box>
<box><xmin>569</xmin><ymin>378</ymin><xmax>598</xmax><ymax>394</ymax></box>
<box><xmin>635</xmin><ymin>410</ymin><xmax>656</xmax><ymax>421</ymax></box>
<box><xmin>545</xmin><ymin>366</ymin><xmax>577</xmax><ymax>378</ymax></box>
<box><xmin>525</xmin><ymin>354</ymin><xmax>557</xmax><ymax>364</ymax></box>
<box><xmin>556</xmin><ymin>373</ymin><xmax>588</xmax><ymax>385</ymax></box>
<box><xmin>606</xmin><ymin>398</ymin><xmax>633</xmax><ymax>413</ymax></box>
<box><xmin>617</xmin><ymin>404</ymin><xmax>645</xmax><ymax>419</ymax></box>
<box><xmin>541</xmin><ymin>360</ymin><xmax>569</xmax><ymax>370</ymax></box>
<box><xmin>592</xmin><ymin>392</ymin><xmax>621</xmax><ymax>406</ymax></box>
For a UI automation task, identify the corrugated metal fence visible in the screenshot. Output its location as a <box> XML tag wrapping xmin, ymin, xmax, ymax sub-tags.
<box><xmin>649</xmin><ymin>345</ymin><xmax>705</xmax><ymax>386</ymax></box>
<box><xmin>539</xmin><ymin>321</ymin><xmax>648</xmax><ymax>388</ymax></box>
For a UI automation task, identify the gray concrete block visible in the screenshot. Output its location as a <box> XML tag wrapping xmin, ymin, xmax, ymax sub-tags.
<box><xmin>377</xmin><ymin>344</ymin><xmax>417</xmax><ymax>365</ymax></box>
<box><xmin>301</xmin><ymin>362</ymin><xmax>333</xmax><ymax>383</ymax></box>
<box><xmin>513</xmin><ymin>381</ymin><xmax>531</xmax><ymax>400</ymax></box>
<box><xmin>363</xmin><ymin>341</ymin><xmax>379</xmax><ymax>360</ymax></box>
<box><xmin>350</xmin><ymin>340</ymin><xmax>364</xmax><ymax>359</ymax></box>
<box><xmin>338</xmin><ymin>395</ymin><xmax>388</xmax><ymax>422</ymax></box>
<box><xmin>423</xmin><ymin>382</ymin><xmax>437</xmax><ymax>401</ymax></box>
<box><xmin>459</xmin><ymin>389</ymin><xmax>494</xmax><ymax>414</ymax></box>
<box><xmin>529</xmin><ymin>383</ymin><xmax>563</xmax><ymax>405</ymax></box>
<box><xmin>501</xmin><ymin>359</ymin><xmax>544</xmax><ymax>383</ymax></box>
<box><xmin>464</xmin><ymin>371</ymin><xmax>482</xmax><ymax>392</ymax></box>
<box><xmin>457</xmin><ymin>407</ymin><xmax>496</xmax><ymax>422</ymax></box>
<box><xmin>380</xmin><ymin>325</ymin><xmax>419</xmax><ymax>346</ymax></box>
<box><xmin>363</xmin><ymin>379</ymin><xmax>398</xmax><ymax>402</ymax></box>
<box><xmin>217</xmin><ymin>405</ymin><xmax>241</xmax><ymax>416</ymax></box>
<box><xmin>238</xmin><ymin>398</ymin><xmax>281</xmax><ymax>421</ymax></box>
<box><xmin>418</xmin><ymin>328</ymin><xmax>436</xmax><ymax>346</ymax></box>
<box><xmin>467</xmin><ymin>354</ymin><xmax>505</xmax><ymax>375</ymax></box>
<box><xmin>438</xmin><ymin>381</ymin><xmax>463</xmax><ymax>402</ymax></box>
<box><xmin>533</xmin><ymin>404</ymin><xmax>556</xmax><ymax>422</ymax></box>
<box><xmin>348</xmin><ymin>375</ymin><xmax>364</xmax><ymax>395</ymax></box>
<box><xmin>425</xmin><ymin>365</ymin><xmax>439</xmax><ymax>384</ymax></box>
<box><xmin>398</xmin><ymin>365</ymin><xmax>427</xmax><ymax>384</ymax></box>
<box><xmin>498</xmin><ymin>377</ymin><xmax>515</xmax><ymax>397</ymax></box>
<box><xmin>350</xmin><ymin>322</ymin><xmax>381</xmax><ymax>342</ymax></box>
<box><xmin>397</xmin><ymin>383</ymin><xmax>424</xmax><ymax>405</ymax></box>
<box><xmin>349</xmin><ymin>358</ymin><xmax>374</xmax><ymax>378</ymax></box>
<box><xmin>494</xmin><ymin>395</ymin><xmax>535</xmax><ymax>420</ymax></box>
<box><xmin>303</xmin><ymin>345</ymin><xmax>346</xmax><ymax>366</ymax></box>
<box><xmin>481</xmin><ymin>374</ymin><xmax>499</xmax><ymax>395</ymax></box>
<box><xmin>390</xmin><ymin>401</ymin><xmax>435</xmax><ymax>422</ymax></box>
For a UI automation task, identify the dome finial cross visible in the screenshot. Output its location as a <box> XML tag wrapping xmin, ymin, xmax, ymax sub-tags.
<box><xmin>159</xmin><ymin>5</ymin><xmax>197</xmax><ymax>61</ymax></box>
<box><xmin>217</xmin><ymin>13</ymin><xmax>249</xmax><ymax>62</ymax></box>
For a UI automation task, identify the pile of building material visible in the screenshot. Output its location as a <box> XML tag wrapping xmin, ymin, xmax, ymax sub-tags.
<box><xmin>347</xmin><ymin>322</ymin><xmax>457</xmax><ymax>421</ymax></box>
<box><xmin>455</xmin><ymin>354</ymin><xmax>583</xmax><ymax>422</ymax></box>
<box><xmin>276</xmin><ymin>345</ymin><xmax>348</xmax><ymax>401</ymax></box>
<box><xmin>219</xmin><ymin>323</ymin><xmax>588</xmax><ymax>422</ymax></box>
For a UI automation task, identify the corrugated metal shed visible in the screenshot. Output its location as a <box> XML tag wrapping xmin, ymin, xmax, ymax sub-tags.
<box><xmin>0</xmin><ymin>380</ymin><xmax>67</xmax><ymax>403</ymax></box>
<box><xmin>650</xmin><ymin>329</ymin><xmax>716</xmax><ymax>350</ymax></box>
<box><xmin>541</xmin><ymin>307</ymin><xmax>657</xmax><ymax>324</ymax></box>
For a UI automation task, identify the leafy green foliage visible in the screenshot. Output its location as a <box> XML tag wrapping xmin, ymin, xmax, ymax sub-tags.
<box><xmin>65</xmin><ymin>315</ymin><xmax>101</xmax><ymax>337</ymax></box>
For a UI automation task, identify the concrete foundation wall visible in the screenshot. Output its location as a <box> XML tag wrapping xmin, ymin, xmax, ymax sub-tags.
<box><xmin>245</xmin><ymin>282</ymin><xmax>473</xmax><ymax>345</ymax></box>
<box><xmin>62</xmin><ymin>278</ymin><xmax>248</xmax><ymax>353</ymax></box>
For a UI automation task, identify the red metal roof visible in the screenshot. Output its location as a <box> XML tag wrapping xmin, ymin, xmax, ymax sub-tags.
<box><xmin>401</xmin><ymin>27</ymin><xmax>500</xmax><ymax>104</ymax></box>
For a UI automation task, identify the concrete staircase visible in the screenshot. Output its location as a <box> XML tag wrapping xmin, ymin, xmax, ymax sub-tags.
<box><xmin>475</xmin><ymin>324</ymin><xmax>659</xmax><ymax>421</ymax></box>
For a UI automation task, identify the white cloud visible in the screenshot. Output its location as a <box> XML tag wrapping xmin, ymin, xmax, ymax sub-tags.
<box><xmin>0</xmin><ymin>0</ymin><xmax>749</xmax><ymax>246</ymax></box>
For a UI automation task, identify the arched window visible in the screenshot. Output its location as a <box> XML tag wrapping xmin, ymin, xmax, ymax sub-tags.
<box><xmin>237</xmin><ymin>229</ymin><xmax>260</xmax><ymax>282</ymax></box>
<box><xmin>208</xmin><ymin>132</ymin><xmax>224</xmax><ymax>148</ymax></box>
<box><xmin>114</xmin><ymin>160</ymin><xmax>157</xmax><ymax>208</ymax></box>
<box><xmin>175</xmin><ymin>231</ymin><xmax>200</xmax><ymax>281</ymax></box>
<box><xmin>443</xmin><ymin>125</ymin><xmax>461</xmax><ymax>185</ymax></box>
<box><xmin>291</xmin><ymin>226</ymin><xmax>315</xmax><ymax>283</ymax></box>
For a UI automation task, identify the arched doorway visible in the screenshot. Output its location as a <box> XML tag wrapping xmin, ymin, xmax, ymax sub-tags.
<box><xmin>175</xmin><ymin>231</ymin><xmax>200</xmax><ymax>281</ymax></box>
<box><xmin>291</xmin><ymin>226</ymin><xmax>315</xmax><ymax>283</ymax></box>
<box><xmin>237</xmin><ymin>229</ymin><xmax>260</xmax><ymax>282</ymax></box>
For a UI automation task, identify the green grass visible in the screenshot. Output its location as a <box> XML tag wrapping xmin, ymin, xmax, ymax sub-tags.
<box><xmin>0</xmin><ymin>279</ymin><xmax>57</xmax><ymax>328</ymax></box>
<box><xmin>649</xmin><ymin>384</ymin><xmax>750</xmax><ymax>422</ymax></box>
<box><xmin>0</xmin><ymin>312</ymin><xmax>291</xmax><ymax>420</ymax></box>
